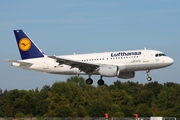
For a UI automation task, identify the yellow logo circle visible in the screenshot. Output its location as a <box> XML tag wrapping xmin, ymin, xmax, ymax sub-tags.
<box><xmin>19</xmin><ymin>38</ymin><xmax>31</xmax><ymax>51</ymax></box>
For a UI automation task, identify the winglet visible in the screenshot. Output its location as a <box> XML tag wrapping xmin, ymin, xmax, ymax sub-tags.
<box><xmin>14</xmin><ymin>30</ymin><xmax>44</xmax><ymax>59</ymax></box>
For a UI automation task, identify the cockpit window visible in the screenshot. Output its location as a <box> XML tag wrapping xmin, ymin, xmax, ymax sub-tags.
<box><xmin>155</xmin><ymin>53</ymin><xmax>166</xmax><ymax>57</ymax></box>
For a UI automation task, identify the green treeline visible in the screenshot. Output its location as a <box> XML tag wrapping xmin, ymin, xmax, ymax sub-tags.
<box><xmin>1</xmin><ymin>76</ymin><xmax>180</xmax><ymax>117</ymax></box>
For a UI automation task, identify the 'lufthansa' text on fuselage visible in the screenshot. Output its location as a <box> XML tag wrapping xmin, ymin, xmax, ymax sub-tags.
<box><xmin>111</xmin><ymin>51</ymin><xmax>141</xmax><ymax>57</ymax></box>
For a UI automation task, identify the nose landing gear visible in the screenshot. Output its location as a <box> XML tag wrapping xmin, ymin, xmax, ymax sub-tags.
<box><xmin>146</xmin><ymin>70</ymin><xmax>152</xmax><ymax>81</ymax></box>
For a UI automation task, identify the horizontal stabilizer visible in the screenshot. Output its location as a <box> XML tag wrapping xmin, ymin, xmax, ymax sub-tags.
<box><xmin>6</xmin><ymin>60</ymin><xmax>32</xmax><ymax>65</ymax></box>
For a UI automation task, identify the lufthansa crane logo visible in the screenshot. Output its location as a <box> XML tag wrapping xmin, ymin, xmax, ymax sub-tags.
<box><xmin>19</xmin><ymin>38</ymin><xmax>31</xmax><ymax>51</ymax></box>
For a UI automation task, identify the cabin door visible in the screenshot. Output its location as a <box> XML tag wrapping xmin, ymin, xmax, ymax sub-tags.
<box><xmin>143</xmin><ymin>51</ymin><xmax>149</xmax><ymax>62</ymax></box>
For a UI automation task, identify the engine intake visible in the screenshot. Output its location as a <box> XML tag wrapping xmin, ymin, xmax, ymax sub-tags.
<box><xmin>98</xmin><ymin>65</ymin><xmax>120</xmax><ymax>77</ymax></box>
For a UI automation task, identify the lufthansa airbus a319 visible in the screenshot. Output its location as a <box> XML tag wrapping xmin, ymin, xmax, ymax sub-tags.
<box><xmin>7</xmin><ymin>30</ymin><xmax>174</xmax><ymax>85</ymax></box>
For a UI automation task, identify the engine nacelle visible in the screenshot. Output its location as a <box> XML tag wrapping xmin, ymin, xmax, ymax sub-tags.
<box><xmin>118</xmin><ymin>71</ymin><xmax>135</xmax><ymax>79</ymax></box>
<box><xmin>98</xmin><ymin>65</ymin><xmax>119</xmax><ymax>77</ymax></box>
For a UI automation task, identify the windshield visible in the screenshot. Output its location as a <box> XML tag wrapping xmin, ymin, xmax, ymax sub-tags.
<box><xmin>155</xmin><ymin>53</ymin><xmax>166</xmax><ymax>57</ymax></box>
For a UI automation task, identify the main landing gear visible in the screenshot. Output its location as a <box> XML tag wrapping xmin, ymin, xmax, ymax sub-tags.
<box><xmin>146</xmin><ymin>70</ymin><xmax>152</xmax><ymax>81</ymax></box>
<box><xmin>86</xmin><ymin>75</ymin><xmax>105</xmax><ymax>85</ymax></box>
<box><xmin>86</xmin><ymin>78</ymin><xmax>93</xmax><ymax>85</ymax></box>
<box><xmin>97</xmin><ymin>76</ymin><xmax>104</xmax><ymax>85</ymax></box>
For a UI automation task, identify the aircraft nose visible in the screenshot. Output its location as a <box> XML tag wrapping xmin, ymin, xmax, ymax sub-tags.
<box><xmin>167</xmin><ymin>57</ymin><xmax>174</xmax><ymax>65</ymax></box>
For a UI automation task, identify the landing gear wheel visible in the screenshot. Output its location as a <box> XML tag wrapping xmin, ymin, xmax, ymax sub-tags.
<box><xmin>97</xmin><ymin>79</ymin><xmax>104</xmax><ymax>85</ymax></box>
<box><xmin>146</xmin><ymin>70</ymin><xmax>152</xmax><ymax>81</ymax></box>
<box><xmin>86</xmin><ymin>78</ymin><xmax>93</xmax><ymax>85</ymax></box>
<box><xmin>147</xmin><ymin>77</ymin><xmax>152</xmax><ymax>81</ymax></box>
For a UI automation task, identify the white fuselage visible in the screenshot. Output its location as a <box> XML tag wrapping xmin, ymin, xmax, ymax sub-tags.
<box><xmin>11</xmin><ymin>49</ymin><xmax>173</xmax><ymax>77</ymax></box>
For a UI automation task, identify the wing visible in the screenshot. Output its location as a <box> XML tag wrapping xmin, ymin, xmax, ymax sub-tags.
<box><xmin>48</xmin><ymin>55</ymin><xmax>100</xmax><ymax>73</ymax></box>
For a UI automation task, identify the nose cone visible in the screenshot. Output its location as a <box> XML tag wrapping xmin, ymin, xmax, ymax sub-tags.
<box><xmin>167</xmin><ymin>57</ymin><xmax>174</xmax><ymax>66</ymax></box>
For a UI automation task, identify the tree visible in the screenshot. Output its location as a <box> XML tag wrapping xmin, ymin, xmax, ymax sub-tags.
<box><xmin>135</xmin><ymin>104</ymin><xmax>151</xmax><ymax>117</ymax></box>
<box><xmin>67</xmin><ymin>76</ymin><xmax>86</xmax><ymax>90</ymax></box>
<box><xmin>35</xmin><ymin>85</ymin><xmax>50</xmax><ymax>116</ymax></box>
<box><xmin>53</xmin><ymin>105</ymin><xmax>73</xmax><ymax>117</ymax></box>
<box><xmin>89</xmin><ymin>100</ymin><xmax>109</xmax><ymax>117</ymax></box>
<box><xmin>144</xmin><ymin>81</ymin><xmax>163</xmax><ymax>98</ymax></box>
<box><xmin>0</xmin><ymin>89</ymin><xmax>13</xmax><ymax>117</ymax></box>
<box><xmin>82</xmin><ymin>85</ymin><xmax>97</xmax><ymax>110</ymax></box>
<box><xmin>150</xmin><ymin>96</ymin><xmax>158</xmax><ymax>116</ymax></box>
<box><xmin>1</xmin><ymin>77</ymin><xmax>180</xmax><ymax>117</ymax></box>
<box><xmin>110</xmin><ymin>89</ymin><xmax>134</xmax><ymax>116</ymax></box>
<box><xmin>110</xmin><ymin>104</ymin><xmax>124</xmax><ymax>117</ymax></box>
<box><xmin>135</xmin><ymin>89</ymin><xmax>153</xmax><ymax>107</ymax></box>
<box><xmin>171</xmin><ymin>104</ymin><xmax>180</xmax><ymax>117</ymax></box>
<box><xmin>47</xmin><ymin>81</ymin><xmax>84</xmax><ymax>117</ymax></box>
<box><xmin>96</xmin><ymin>86</ymin><xmax>112</xmax><ymax>105</ymax></box>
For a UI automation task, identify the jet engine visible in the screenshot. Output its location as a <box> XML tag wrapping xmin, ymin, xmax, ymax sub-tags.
<box><xmin>98</xmin><ymin>65</ymin><xmax>120</xmax><ymax>77</ymax></box>
<box><xmin>118</xmin><ymin>71</ymin><xmax>135</xmax><ymax>79</ymax></box>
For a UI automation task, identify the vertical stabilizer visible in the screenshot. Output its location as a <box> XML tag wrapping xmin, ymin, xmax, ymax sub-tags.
<box><xmin>14</xmin><ymin>30</ymin><xmax>44</xmax><ymax>59</ymax></box>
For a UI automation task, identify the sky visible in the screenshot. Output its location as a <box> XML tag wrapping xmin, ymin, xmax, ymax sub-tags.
<box><xmin>0</xmin><ymin>0</ymin><xmax>180</xmax><ymax>91</ymax></box>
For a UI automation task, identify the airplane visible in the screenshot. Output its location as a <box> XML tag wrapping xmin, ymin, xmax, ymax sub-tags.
<box><xmin>7</xmin><ymin>30</ymin><xmax>174</xmax><ymax>85</ymax></box>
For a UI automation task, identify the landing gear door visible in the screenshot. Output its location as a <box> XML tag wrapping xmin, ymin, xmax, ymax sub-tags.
<box><xmin>143</xmin><ymin>51</ymin><xmax>149</xmax><ymax>62</ymax></box>
<box><xmin>43</xmin><ymin>58</ymin><xmax>49</xmax><ymax>69</ymax></box>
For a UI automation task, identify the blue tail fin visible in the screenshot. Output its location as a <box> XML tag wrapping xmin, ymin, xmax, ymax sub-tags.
<box><xmin>14</xmin><ymin>30</ymin><xmax>44</xmax><ymax>59</ymax></box>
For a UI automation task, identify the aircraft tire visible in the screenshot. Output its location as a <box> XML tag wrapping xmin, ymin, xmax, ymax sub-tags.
<box><xmin>147</xmin><ymin>77</ymin><xmax>152</xmax><ymax>81</ymax></box>
<box><xmin>97</xmin><ymin>79</ymin><xmax>104</xmax><ymax>85</ymax></box>
<box><xmin>86</xmin><ymin>78</ymin><xmax>93</xmax><ymax>85</ymax></box>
